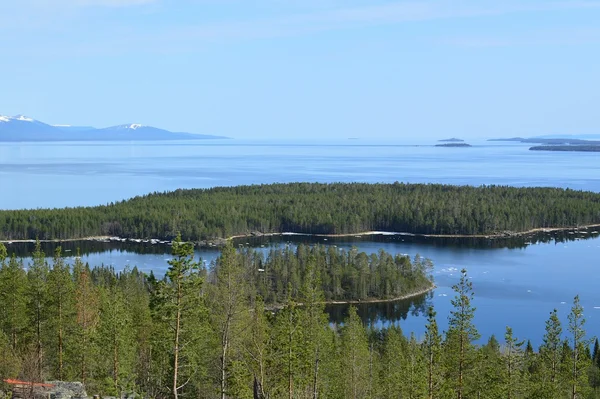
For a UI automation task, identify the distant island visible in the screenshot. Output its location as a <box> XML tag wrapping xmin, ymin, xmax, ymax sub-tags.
<box><xmin>489</xmin><ymin>136</ymin><xmax>600</xmax><ymax>152</ymax></box>
<box><xmin>488</xmin><ymin>137</ymin><xmax>600</xmax><ymax>145</ymax></box>
<box><xmin>0</xmin><ymin>114</ymin><xmax>227</xmax><ymax>141</ymax></box>
<box><xmin>438</xmin><ymin>138</ymin><xmax>464</xmax><ymax>142</ymax></box>
<box><xmin>530</xmin><ymin>145</ymin><xmax>600</xmax><ymax>152</ymax></box>
<box><xmin>435</xmin><ymin>143</ymin><xmax>472</xmax><ymax>148</ymax></box>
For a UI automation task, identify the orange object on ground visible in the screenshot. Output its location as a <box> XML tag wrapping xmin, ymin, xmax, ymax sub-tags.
<box><xmin>3</xmin><ymin>379</ymin><xmax>56</xmax><ymax>388</ymax></box>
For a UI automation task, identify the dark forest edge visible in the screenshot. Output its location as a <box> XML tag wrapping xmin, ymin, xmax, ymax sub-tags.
<box><xmin>1</xmin><ymin>239</ymin><xmax>599</xmax><ymax>398</ymax></box>
<box><xmin>2</xmin><ymin>182</ymin><xmax>600</xmax><ymax>242</ymax></box>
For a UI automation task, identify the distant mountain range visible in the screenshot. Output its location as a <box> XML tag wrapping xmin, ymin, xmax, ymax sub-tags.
<box><xmin>0</xmin><ymin>115</ymin><xmax>227</xmax><ymax>141</ymax></box>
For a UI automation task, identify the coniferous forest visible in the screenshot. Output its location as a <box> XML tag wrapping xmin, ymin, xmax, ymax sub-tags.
<box><xmin>1</xmin><ymin>239</ymin><xmax>599</xmax><ymax>399</ymax></box>
<box><xmin>2</xmin><ymin>183</ymin><xmax>600</xmax><ymax>241</ymax></box>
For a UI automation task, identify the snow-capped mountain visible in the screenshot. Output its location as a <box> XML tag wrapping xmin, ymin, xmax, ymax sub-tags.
<box><xmin>0</xmin><ymin>115</ymin><xmax>62</xmax><ymax>140</ymax></box>
<box><xmin>0</xmin><ymin>115</ymin><xmax>226</xmax><ymax>141</ymax></box>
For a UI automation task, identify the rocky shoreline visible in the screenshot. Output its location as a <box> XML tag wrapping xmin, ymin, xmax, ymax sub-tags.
<box><xmin>2</xmin><ymin>224</ymin><xmax>600</xmax><ymax>247</ymax></box>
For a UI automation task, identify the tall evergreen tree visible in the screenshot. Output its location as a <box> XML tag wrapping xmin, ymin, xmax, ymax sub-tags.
<box><xmin>379</xmin><ymin>326</ymin><xmax>407</xmax><ymax>397</ymax></box>
<box><xmin>502</xmin><ymin>326</ymin><xmax>524</xmax><ymax>399</ymax></box>
<box><xmin>568</xmin><ymin>295</ymin><xmax>591</xmax><ymax>399</ymax></box>
<box><xmin>243</xmin><ymin>296</ymin><xmax>270</xmax><ymax>399</ymax></box>
<box><xmin>340</xmin><ymin>306</ymin><xmax>371</xmax><ymax>399</ymax></box>
<box><xmin>270</xmin><ymin>289</ymin><xmax>303</xmax><ymax>399</ymax></box>
<box><xmin>208</xmin><ymin>241</ymin><xmax>250</xmax><ymax>399</ymax></box>
<box><xmin>72</xmin><ymin>257</ymin><xmax>100</xmax><ymax>385</ymax></box>
<box><xmin>297</xmin><ymin>256</ymin><xmax>329</xmax><ymax>399</ymax></box>
<box><xmin>46</xmin><ymin>247</ymin><xmax>76</xmax><ymax>381</ymax></box>
<box><xmin>153</xmin><ymin>234</ymin><xmax>209</xmax><ymax>399</ymax></box>
<box><xmin>25</xmin><ymin>240</ymin><xmax>49</xmax><ymax>382</ymax></box>
<box><xmin>96</xmin><ymin>276</ymin><xmax>135</xmax><ymax>395</ymax></box>
<box><xmin>445</xmin><ymin>268</ymin><xmax>479</xmax><ymax>399</ymax></box>
<box><xmin>423</xmin><ymin>306</ymin><xmax>442</xmax><ymax>399</ymax></box>
<box><xmin>0</xmin><ymin>254</ymin><xmax>28</xmax><ymax>352</ymax></box>
<box><xmin>539</xmin><ymin>308</ymin><xmax>564</xmax><ymax>398</ymax></box>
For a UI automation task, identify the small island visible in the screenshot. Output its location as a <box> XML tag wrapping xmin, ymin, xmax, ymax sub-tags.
<box><xmin>530</xmin><ymin>145</ymin><xmax>600</xmax><ymax>152</ymax></box>
<box><xmin>435</xmin><ymin>143</ymin><xmax>472</xmax><ymax>148</ymax></box>
<box><xmin>438</xmin><ymin>137</ymin><xmax>465</xmax><ymax>143</ymax></box>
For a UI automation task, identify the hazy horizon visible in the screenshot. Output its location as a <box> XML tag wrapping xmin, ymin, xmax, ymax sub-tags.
<box><xmin>1</xmin><ymin>0</ymin><xmax>599</xmax><ymax>140</ymax></box>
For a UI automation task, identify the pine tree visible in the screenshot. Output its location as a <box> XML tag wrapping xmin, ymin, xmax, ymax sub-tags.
<box><xmin>153</xmin><ymin>234</ymin><xmax>209</xmax><ymax>399</ymax></box>
<box><xmin>26</xmin><ymin>240</ymin><xmax>49</xmax><ymax>382</ymax></box>
<box><xmin>379</xmin><ymin>326</ymin><xmax>407</xmax><ymax>397</ymax></box>
<box><xmin>445</xmin><ymin>268</ymin><xmax>479</xmax><ymax>399</ymax></box>
<box><xmin>244</xmin><ymin>297</ymin><xmax>270</xmax><ymax>399</ymax></box>
<box><xmin>423</xmin><ymin>306</ymin><xmax>442</xmax><ymax>399</ymax></box>
<box><xmin>0</xmin><ymin>254</ymin><xmax>28</xmax><ymax>352</ymax></box>
<box><xmin>46</xmin><ymin>247</ymin><xmax>76</xmax><ymax>381</ymax></box>
<box><xmin>568</xmin><ymin>295</ymin><xmax>591</xmax><ymax>399</ymax></box>
<box><xmin>0</xmin><ymin>330</ymin><xmax>21</xmax><ymax>381</ymax></box>
<box><xmin>297</xmin><ymin>256</ymin><xmax>329</xmax><ymax>398</ymax></box>
<box><xmin>340</xmin><ymin>306</ymin><xmax>371</xmax><ymax>399</ymax></box>
<box><xmin>208</xmin><ymin>242</ymin><xmax>250</xmax><ymax>399</ymax></box>
<box><xmin>73</xmin><ymin>257</ymin><xmax>100</xmax><ymax>385</ymax></box>
<box><xmin>404</xmin><ymin>333</ymin><xmax>426</xmax><ymax>398</ymax></box>
<box><xmin>96</xmin><ymin>276</ymin><xmax>135</xmax><ymax>395</ymax></box>
<box><xmin>472</xmin><ymin>335</ymin><xmax>503</xmax><ymax>398</ymax></box>
<box><xmin>503</xmin><ymin>326</ymin><xmax>524</xmax><ymax>399</ymax></box>
<box><xmin>539</xmin><ymin>308</ymin><xmax>564</xmax><ymax>398</ymax></box>
<box><xmin>270</xmin><ymin>289</ymin><xmax>303</xmax><ymax>399</ymax></box>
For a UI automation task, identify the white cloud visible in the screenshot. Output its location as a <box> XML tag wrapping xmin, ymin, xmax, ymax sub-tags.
<box><xmin>144</xmin><ymin>0</ymin><xmax>600</xmax><ymax>44</ymax></box>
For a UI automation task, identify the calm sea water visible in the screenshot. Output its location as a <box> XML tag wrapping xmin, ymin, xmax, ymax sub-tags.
<box><xmin>1</xmin><ymin>139</ymin><xmax>600</xmax><ymax>209</ymax></box>
<box><xmin>2</xmin><ymin>139</ymin><xmax>600</xmax><ymax>345</ymax></box>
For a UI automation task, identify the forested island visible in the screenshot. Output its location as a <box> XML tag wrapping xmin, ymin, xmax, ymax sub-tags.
<box><xmin>1</xmin><ymin>240</ymin><xmax>598</xmax><ymax>398</ymax></box>
<box><xmin>530</xmin><ymin>145</ymin><xmax>600</xmax><ymax>152</ymax></box>
<box><xmin>2</xmin><ymin>183</ymin><xmax>600</xmax><ymax>242</ymax></box>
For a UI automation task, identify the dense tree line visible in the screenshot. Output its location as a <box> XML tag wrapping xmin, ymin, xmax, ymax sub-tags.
<box><xmin>0</xmin><ymin>240</ymin><xmax>430</xmax><ymax>397</ymax></box>
<box><xmin>1</xmin><ymin>240</ymin><xmax>599</xmax><ymax>398</ymax></box>
<box><xmin>2</xmin><ymin>183</ymin><xmax>600</xmax><ymax>240</ymax></box>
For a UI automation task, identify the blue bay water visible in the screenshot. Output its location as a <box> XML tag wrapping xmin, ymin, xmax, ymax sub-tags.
<box><xmin>2</xmin><ymin>139</ymin><xmax>600</xmax><ymax>209</ymax></box>
<box><xmin>2</xmin><ymin>139</ymin><xmax>600</xmax><ymax>346</ymax></box>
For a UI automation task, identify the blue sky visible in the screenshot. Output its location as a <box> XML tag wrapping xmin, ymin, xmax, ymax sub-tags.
<box><xmin>1</xmin><ymin>0</ymin><xmax>599</xmax><ymax>140</ymax></box>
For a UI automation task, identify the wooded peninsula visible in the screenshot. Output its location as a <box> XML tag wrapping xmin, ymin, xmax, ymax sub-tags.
<box><xmin>2</xmin><ymin>183</ymin><xmax>600</xmax><ymax>241</ymax></box>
